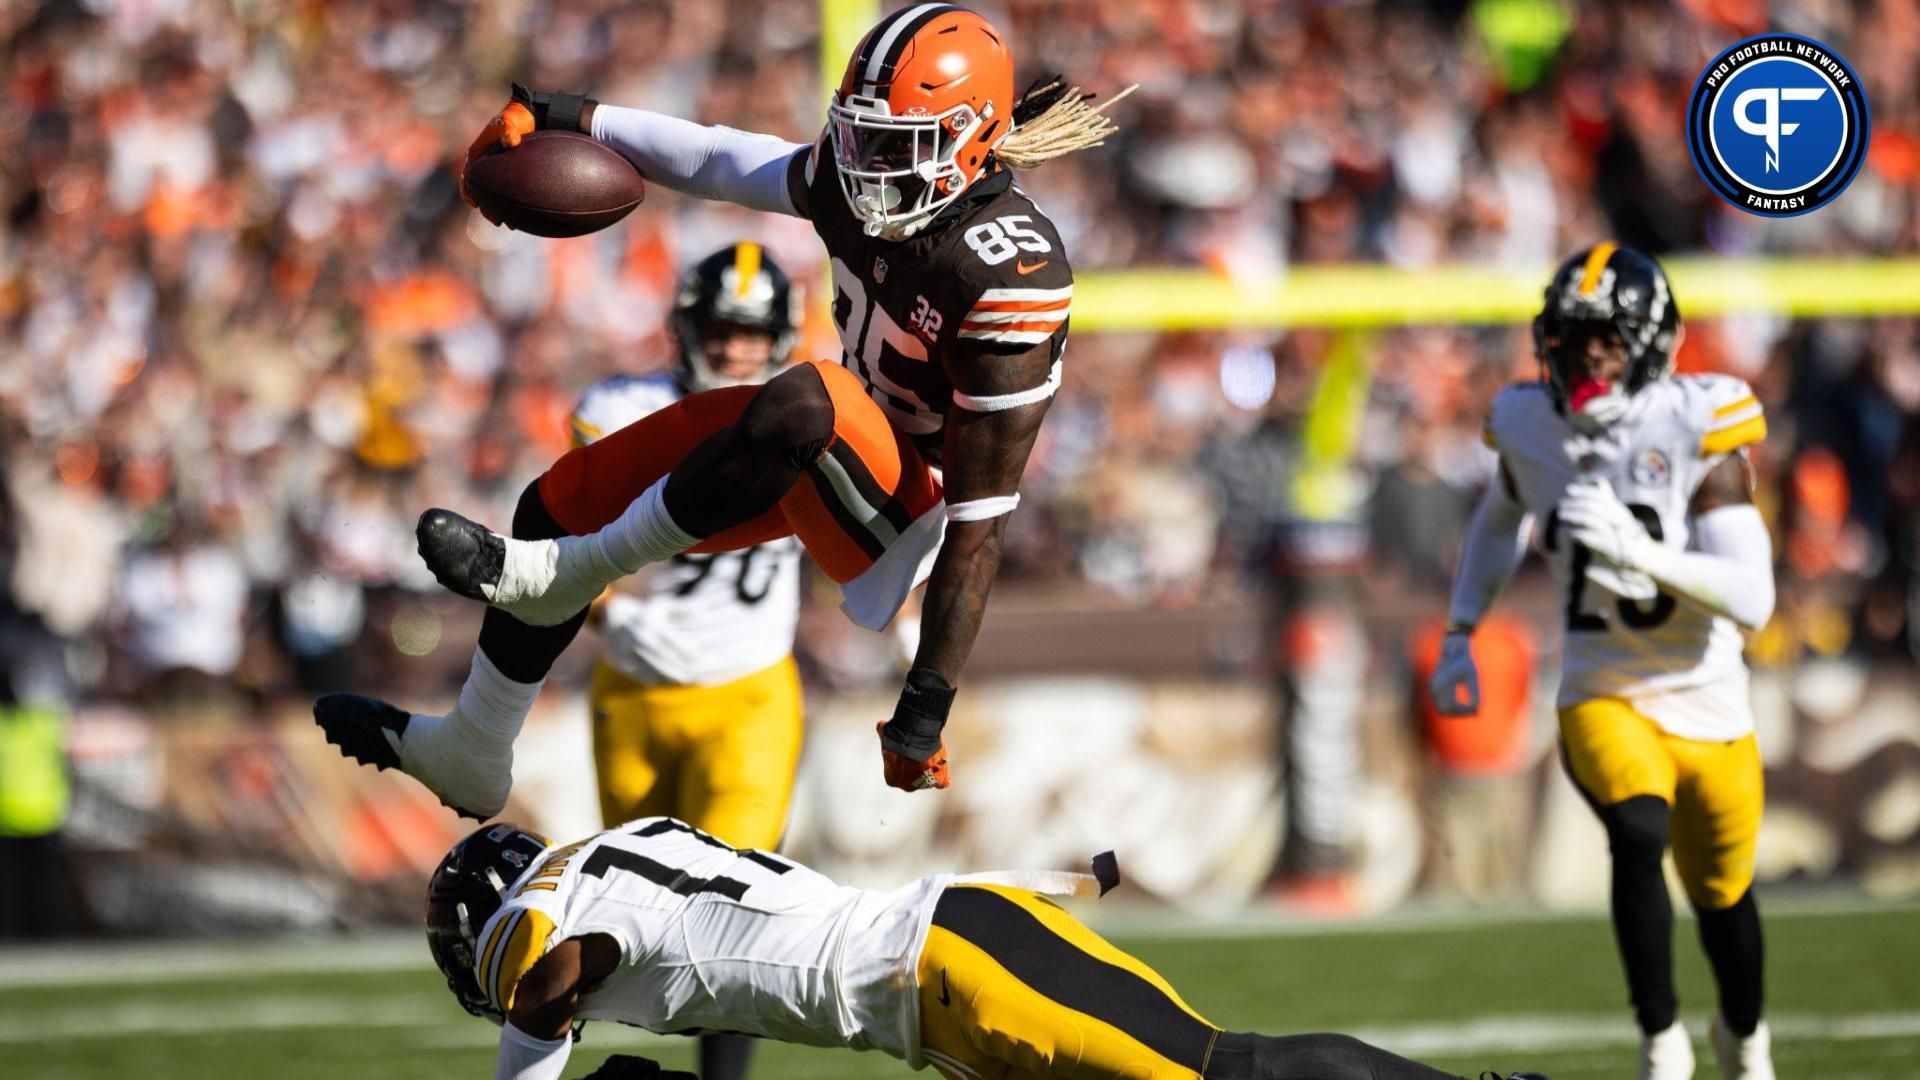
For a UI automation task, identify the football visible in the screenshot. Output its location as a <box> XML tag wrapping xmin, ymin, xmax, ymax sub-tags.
<box><xmin>464</xmin><ymin>130</ymin><xmax>645</xmax><ymax>238</ymax></box>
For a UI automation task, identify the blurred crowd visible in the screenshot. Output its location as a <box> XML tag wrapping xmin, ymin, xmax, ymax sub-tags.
<box><xmin>2</xmin><ymin>0</ymin><xmax>1919</xmax><ymax>724</ymax></box>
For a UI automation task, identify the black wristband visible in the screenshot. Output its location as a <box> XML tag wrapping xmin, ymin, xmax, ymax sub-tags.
<box><xmin>880</xmin><ymin>668</ymin><xmax>955</xmax><ymax>762</ymax></box>
<box><xmin>511</xmin><ymin>83</ymin><xmax>595</xmax><ymax>132</ymax></box>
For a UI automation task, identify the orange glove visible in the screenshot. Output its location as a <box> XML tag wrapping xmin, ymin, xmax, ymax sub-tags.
<box><xmin>877</xmin><ymin>722</ymin><xmax>950</xmax><ymax>791</ymax></box>
<box><xmin>878</xmin><ymin>670</ymin><xmax>955</xmax><ymax>792</ymax></box>
<box><xmin>457</xmin><ymin>100</ymin><xmax>536</xmax><ymax>216</ymax></box>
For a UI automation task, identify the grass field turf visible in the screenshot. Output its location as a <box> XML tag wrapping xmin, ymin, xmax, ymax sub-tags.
<box><xmin>6</xmin><ymin>898</ymin><xmax>1917</xmax><ymax>1080</ymax></box>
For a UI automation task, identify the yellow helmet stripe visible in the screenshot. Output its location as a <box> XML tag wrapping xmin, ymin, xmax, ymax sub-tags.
<box><xmin>1578</xmin><ymin>242</ymin><xmax>1618</xmax><ymax>296</ymax></box>
<box><xmin>733</xmin><ymin>242</ymin><xmax>762</xmax><ymax>299</ymax></box>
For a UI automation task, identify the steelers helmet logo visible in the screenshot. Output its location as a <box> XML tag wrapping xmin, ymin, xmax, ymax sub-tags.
<box><xmin>1687</xmin><ymin>33</ymin><xmax>1869</xmax><ymax>217</ymax></box>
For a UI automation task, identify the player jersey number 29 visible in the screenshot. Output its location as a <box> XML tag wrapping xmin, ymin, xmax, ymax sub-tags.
<box><xmin>1544</xmin><ymin>503</ymin><xmax>1678</xmax><ymax>632</ymax></box>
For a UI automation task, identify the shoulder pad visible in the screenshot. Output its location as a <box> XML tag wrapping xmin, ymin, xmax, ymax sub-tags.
<box><xmin>477</xmin><ymin>899</ymin><xmax>560</xmax><ymax>1016</ymax></box>
<box><xmin>1679</xmin><ymin>374</ymin><xmax>1765</xmax><ymax>457</ymax></box>
<box><xmin>572</xmin><ymin>374</ymin><xmax>679</xmax><ymax>446</ymax></box>
<box><xmin>1483</xmin><ymin>381</ymin><xmax>1551</xmax><ymax>452</ymax></box>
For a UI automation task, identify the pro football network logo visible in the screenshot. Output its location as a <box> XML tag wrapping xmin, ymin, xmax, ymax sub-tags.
<box><xmin>1686</xmin><ymin>33</ymin><xmax>1869</xmax><ymax>217</ymax></box>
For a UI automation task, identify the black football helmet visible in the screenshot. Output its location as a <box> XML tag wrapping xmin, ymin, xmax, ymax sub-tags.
<box><xmin>1533</xmin><ymin>243</ymin><xmax>1680</xmax><ymax>426</ymax></box>
<box><xmin>671</xmin><ymin>242</ymin><xmax>799</xmax><ymax>392</ymax></box>
<box><xmin>426</xmin><ymin>822</ymin><xmax>552</xmax><ymax>1023</ymax></box>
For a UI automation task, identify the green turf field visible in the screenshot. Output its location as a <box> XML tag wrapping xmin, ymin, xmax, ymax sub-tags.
<box><xmin>6</xmin><ymin>898</ymin><xmax>1917</xmax><ymax>1079</ymax></box>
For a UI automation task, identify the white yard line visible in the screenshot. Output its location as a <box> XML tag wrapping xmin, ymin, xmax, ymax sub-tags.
<box><xmin>2</xmin><ymin>932</ymin><xmax>427</xmax><ymax>987</ymax></box>
<box><xmin>0</xmin><ymin>995</ymin><xmax>457</xmax><ymax>1044</ymax></box>
<box><xmin>3</xmin><ymin>992</ymin><xmax>1915</xmax><ymax>1057</ymax></box>
<box><xmin>1356</xmin><ymin>1012</ymin><xmax>1920</xmax><ymax>1058</ymax></box>
<box><xmin>1090</xmin><ymin>891</ymin><xmax>1920</xmax><ymax>941</ymax></box>
<box><xmin>2</xmin><ymin>893</ymin><xmax>1913</xmax><ymax>988</ymax></box>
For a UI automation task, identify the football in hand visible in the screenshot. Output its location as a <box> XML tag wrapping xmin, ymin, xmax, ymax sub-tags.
<box><xmin>464</xmin><ymin>130</ymin><xmax>645</xmax><ymax>238</ymax></box>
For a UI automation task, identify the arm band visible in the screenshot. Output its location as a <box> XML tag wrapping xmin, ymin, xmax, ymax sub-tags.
<box><xmin>880</xmin><ymin>668</ymin><xmax>954</xmax><ymax>762</ymax></box>
<box><xmin>1637</xmin><ymin>504</ymin><xmax>1775</xmax><ymax>630</ymax></box>
<box><xmin>588</xmin><ymin>104</ymin><xmax>805</xmax><ymax>216</ymax></box>
<box><xmin>494</xmin><ymin>1022</ymin><xmax>573</xmax><ymax>1080</ymax></box>
<box><xmin>512</xmin><ymin>83</ymin><xmax>591</xmax><ymax>134</ymax></box>
<box><xmin>946</xmin><ymin>495</ymin><xmax>1020</xmax><ymax>522</ymax></box>
<box><xmin>1445</xmin><ymin>475</ymin><xmax>1534</xmax><ymax>629</ymax></box>
<box><xmin>952</xmin><ymin>360</ymin><xmax>1062</xmax><ymax>413</ymax></box>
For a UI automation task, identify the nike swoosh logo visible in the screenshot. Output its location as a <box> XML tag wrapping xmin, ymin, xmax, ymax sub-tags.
<box><xmin>1015</xmin><ymin>259</ymin><xmax>1049</xmax><ymax>275</ymax></box>
<box><xmin>939</xmin><ymin>969</ymin><xmax>951</xmax><ymax>1007</ymax></box>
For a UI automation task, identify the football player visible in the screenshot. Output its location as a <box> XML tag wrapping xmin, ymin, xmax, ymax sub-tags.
<box><xmin>317</xmin><ymin>4</ymin><xmax>1123</xmax><ymax>817</ymax></box>
<box><xmin>1430</xmin><ymin>245</ymin><xmax>1775</xmax><ymax>1080</ymax></box>
<box><xmin>571</xmin><ymin>242</ymin><xmax>807</xmax><ymax>1080</ymax></box>
<box><xmin>429</xmin><ymin>819</ymin><xmax>1551</xmax><ymax>1080</ymax></box>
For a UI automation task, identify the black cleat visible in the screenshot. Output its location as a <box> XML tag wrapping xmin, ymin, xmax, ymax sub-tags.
<box><xmin>1479</xmin><ymin>1073</ymin><xmax>1553</xmax><ymax>1080</ymax></box>
<box><xmin>416</xmin><ymin>508</ymin><xmax>504</xmax><ymax>603</ymax></box>
<box><xmin>315</xmin><ymin>693</ymin><xmax>409</xmax><ymax>772</ymax></box>
<box><xmin>313</xmin><ymin>694</ymin><xmax>492</xmax><ymax>821</ymax></box>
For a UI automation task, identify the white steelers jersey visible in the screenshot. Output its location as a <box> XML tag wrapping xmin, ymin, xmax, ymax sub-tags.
<box><xmin>1485</xmin><ymin>373</ymin><xmax>1768</xmax><ymax>741</ymax></box>
<box><xmin>571</xmin><ymin>374</ymin><xmax>802</xmax><ymax>686</ymax></box>
<box><xmin>474</xmin><ymin>818</ymin><xmax>949</xmax><ymax>1062</ymax></box>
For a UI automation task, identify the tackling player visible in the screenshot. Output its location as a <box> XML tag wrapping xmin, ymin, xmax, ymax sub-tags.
<box><xmin>429</xmin><ymin>818</ymin><xmax>1551</xmax><ymax>1080</ymax></box>
<box><xmin>318</xmin><ymin>4</ymin><xmax>1125</xmax><ymax>817</ymax></box>
<box><xmin>572</xmin><ymin>242</ymin><xmax>807</xmax><ymax>1080</ymax></box>
<box><xmin>1430</xmin><ymin>245</ymin><xmax>1775</xmax><ymax>1080</ymax></box>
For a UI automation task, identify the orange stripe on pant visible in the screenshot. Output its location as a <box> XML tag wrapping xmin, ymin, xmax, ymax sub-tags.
<box><xmin>535</xmin><ymin>360</ymin><xmax>941</xmax><ymax>584</ymax></box>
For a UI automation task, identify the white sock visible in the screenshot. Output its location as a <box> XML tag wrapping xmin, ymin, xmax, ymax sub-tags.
<box><xmin>448</xmin><ymin>647</ymin><xmax>542</xmax><ymax>747</ymax></box>
<box><xmin>586</xmin><ymin>476</ymin><xmax>698</xmax><ymax>574</ymax></box>
<box><xmin>486</xmin><ymin>478</ymin><xmax>698</xmax><ymax>626</ymax></box>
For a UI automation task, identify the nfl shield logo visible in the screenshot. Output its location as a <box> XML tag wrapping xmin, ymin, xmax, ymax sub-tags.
<box><xmin>873</xmin><ymin>256</ymin><xmax>888</xmax><ymax>283</ymax></box>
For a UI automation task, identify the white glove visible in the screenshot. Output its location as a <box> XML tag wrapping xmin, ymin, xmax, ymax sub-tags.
<box><xmin>1428</xmin><ymin>631</ymin><xmax>1481</xmax><ymax>716</ymax></box>
<box><xmin>1559</xmin><ymin>478</ymin><xmax>1658</xmax><ymax>569</ymax></box>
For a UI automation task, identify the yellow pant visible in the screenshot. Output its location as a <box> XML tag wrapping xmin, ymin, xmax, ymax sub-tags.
<box><xmin>917</xmin><ymin>885</ymin><xmax>1221</xmax><ymax>1080</ymax></box>
<box><xmin>589</xmin><ymin>656</ymin><xmax>804</xmax><ymax>849</ymax></box>
<box><xmin>1559</xmin><ymin>698</ymin><xmax>1764</xmax><ymax>909</ymax></box>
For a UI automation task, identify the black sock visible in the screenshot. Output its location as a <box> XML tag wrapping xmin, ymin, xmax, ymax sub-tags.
<box><xmin>697</xmin><ymin>1032</ymin><xmax>754</xmax><ymax>1080</ymax></box>
<box><xmin>475</xmin><ymin>480</ymin><xmax>589</xmax><ymax>684</ymax></box>
<box><xmin>1696</xmin><ymin>888</ymin><xmax>1764</xmax><ymax>1036</ymax></box>
<box><xmin>1204</xmin><ymin>1031</ymin><xmax>1458</xmax><ymax>1079</ymax></box>
<box><xmin>1599</xmin><ymin>795</ymin><xmax>1678</xmax><ymax>1035</ymax></box>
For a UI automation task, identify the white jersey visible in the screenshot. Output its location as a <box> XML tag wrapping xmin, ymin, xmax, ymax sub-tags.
<box><xmin>571</xmin><ymin>374</ymin><xmax>802</xmax><ymax>686</ymax></box>
<box><xmin>1485</xmin><ymin>374</ymin><xmax>1768</xmax><ymax>741</ymax></box>
<box><xmin>474</xmin><ymin>818</ymin><xmax>948</xmax><ymax>1063</ymax></box>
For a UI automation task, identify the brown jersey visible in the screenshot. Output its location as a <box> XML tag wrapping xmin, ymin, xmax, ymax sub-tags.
<box><xmin>789</xmin><ymin>141</ymin><xmax>1073</xmax><ymax>463</ymax></box>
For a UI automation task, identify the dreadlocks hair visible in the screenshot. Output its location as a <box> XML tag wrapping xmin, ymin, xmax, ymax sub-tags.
<box><xmin>997</xmin><ymin>75</ymin><xmax>1138</xmax><ymax>170</ymax></box>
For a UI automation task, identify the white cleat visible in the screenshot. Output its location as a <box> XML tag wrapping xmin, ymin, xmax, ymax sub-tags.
<box><xmin>314</xmin><ymin>695</ymin><xmax>512</xmax><ymax>820</ymax></box>
<box><xmin>1709</xmin><ymin>1015</ymin><xmax>1773</xmax><ymax>1080</ymax></box>
<box><xmin>1640</xmin><ymin>1021</ymin><xmax>1696</xmax><ymax>1080</ymax></box>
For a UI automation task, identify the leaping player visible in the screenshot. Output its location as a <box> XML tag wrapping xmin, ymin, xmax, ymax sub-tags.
<box><xmin>429</xmin><ymin>818</ymin><xmax>1552</xmax><ymax>1080</ymax></box>
<box><xmin>1431</xmin><ymin>245</ymin><xmax>1775</xmax><ymax>1080</ymax></box>
<box><xmin>317</xmin><ymin>6</ymin><xmax>1129</xmax><ymax>816</ymax></box>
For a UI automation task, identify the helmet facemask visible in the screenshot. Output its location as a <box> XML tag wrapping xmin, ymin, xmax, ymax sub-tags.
<box><xmin>671</xmin><ymin>245</ymin><xmax>798</xmax><ymax>392</ymax></box>
<box><xmin>1533</xmin><ymin>251</ymin><xmax>1679</xmax><ymax>434</ymax></box>
<box><xmin>424</xmin><ymin>823</ymin><xmax>551</xmax><ymax>1027</ymax></box>
<box><xmin>1538</xmin><ymin>320</ymin><xmax>1635</xmax><ymax>433</ymax></box>
<box><xmin>830</xmin><ymin>93</ymin><xmax>997</xmax><ymax>240</ymax></box>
